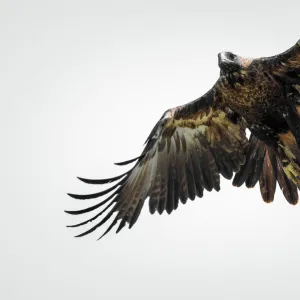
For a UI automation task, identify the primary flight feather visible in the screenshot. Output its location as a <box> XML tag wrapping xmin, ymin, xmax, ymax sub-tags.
<box><xmin>66</xmin><ymin>39</ymin><xmax>300</xmax><ymax>239</ymax></box>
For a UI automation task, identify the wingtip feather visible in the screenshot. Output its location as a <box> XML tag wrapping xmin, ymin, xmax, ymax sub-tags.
<box><xmin>114</xmin><ymin>155</ymin><xmax>141</xmax><ymax>166</ymax></box>
<box><xmin>76</xmin><ymin>172</ymin><xmax>128</xmax><ymax>184</ymax></box>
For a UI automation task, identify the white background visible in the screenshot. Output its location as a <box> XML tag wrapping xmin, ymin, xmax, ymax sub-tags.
<box><xmin>1</xmin><ymin>1</ymin><xmax>300</xmax><ymax>299</ymax></box>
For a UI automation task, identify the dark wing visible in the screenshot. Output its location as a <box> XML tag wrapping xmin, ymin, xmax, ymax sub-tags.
<box><xmin>233</xmin><ymin>134</ymin><xmax>299</xmax><ymax>205</ymax></box>
<box><xmin>254</xmin><ymin>39</ymin><xmax>300</xmax><ymax>109</ymax></box>
<box><xmin>262</xmin><ymin>40</ymin><xmax>300</xmax><ymax>148</ymax></box>
<box><xmin>257</xmin><ymin>39</ymin><xmax>300</xmax><ymax>83</ymax></box>
<box><xmin>66</xmin><ymin>87</ymin><xmax>248</xmax><ymax>239</ymax></box>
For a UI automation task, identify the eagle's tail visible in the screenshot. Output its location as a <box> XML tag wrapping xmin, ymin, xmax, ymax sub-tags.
<box><xmin>233</xmin><ymin>133</ymin><xmax>299</xmax><ymax>204</ymax></box>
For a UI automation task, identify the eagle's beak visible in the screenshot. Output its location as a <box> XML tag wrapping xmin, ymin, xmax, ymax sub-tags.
<box><xmin>218</xmin><ymin>52</ymin><xmax>231</xmax><ymax>67</ymax></box>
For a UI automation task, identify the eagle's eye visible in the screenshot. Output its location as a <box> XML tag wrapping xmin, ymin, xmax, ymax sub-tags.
<box><xmin>228</xmin><ymin>53</ymin><xmax>236</xmax><ymax>61</ymax></box>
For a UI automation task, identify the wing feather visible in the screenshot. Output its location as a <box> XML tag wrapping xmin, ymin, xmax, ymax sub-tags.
<box><xmin>233</xmin><ymin>134</ymin><xmax>299</xmax><ymax>204</ymax></box>
<box><xmin>276</xmin><ymin>157</ymin><xmax>299</xmax><ymax>205</ymax></box>
<box><xmin>259</xmin><ymin>149</ymin><xmax>277</xmax><ymax>203</ymax></box>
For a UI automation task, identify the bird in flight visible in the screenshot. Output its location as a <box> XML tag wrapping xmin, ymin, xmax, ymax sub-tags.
<box><xmin>66</xmin><ymin>40</ymin><xmax>300</xmax><ymax>239</ymax></box>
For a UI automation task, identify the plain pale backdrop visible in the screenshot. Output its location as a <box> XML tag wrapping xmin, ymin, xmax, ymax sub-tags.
<box><xmin>1</xmin><ymin>1</ymin><xmax>300</xmax><ymax>299</ymax></box>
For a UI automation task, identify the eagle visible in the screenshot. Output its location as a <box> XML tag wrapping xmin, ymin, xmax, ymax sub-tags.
<box><xmin>66</xmin><ymin>39</ymin><xmax>300</xmax><ymax>239</ymax></box>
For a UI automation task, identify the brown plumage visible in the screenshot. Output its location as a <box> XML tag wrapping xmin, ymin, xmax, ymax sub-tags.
<box><xmin>66</xmin><ymin>39</ymin><xmax>300</xmax><ymax>239</ymax></box>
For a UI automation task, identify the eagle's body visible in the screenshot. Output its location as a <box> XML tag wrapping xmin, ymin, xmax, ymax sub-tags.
<box><xmin>220</xmin><ymin>69</ymin><xmax>280</xmax><ymax>120</ymax></box>
<box><xmin>218</xmin><ymin>66</ymin><xmax>286</xmax><ymax>146</ymax></box>
<box><xmin>67</xmin><ymin>40</ymin><xmax>300</xmax><ymax>239</ymax></box>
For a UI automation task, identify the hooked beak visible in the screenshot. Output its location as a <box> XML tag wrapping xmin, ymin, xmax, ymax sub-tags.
<box><xmin>218</xmin><ymin>52</ymin><xmax>231</xmax><ymax>68</ymax></box>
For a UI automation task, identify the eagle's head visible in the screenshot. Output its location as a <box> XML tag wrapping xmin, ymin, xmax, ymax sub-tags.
<box><xmin>218</xmin><ymin>52</ymin><xmax>244</xmax><ymax>76</ymax></box>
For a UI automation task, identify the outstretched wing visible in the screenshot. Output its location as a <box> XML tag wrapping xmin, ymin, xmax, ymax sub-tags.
<box><xmin>66</xmin><ymin>87</ymin><xmax>248</xmax><ymax>239</ymax></box>
<box><xmin>254</xmin><ymin>39</ymin><xmax>300</xmax><ymax>86</ymax></box>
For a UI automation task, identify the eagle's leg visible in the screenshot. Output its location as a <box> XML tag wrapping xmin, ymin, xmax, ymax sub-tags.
<box><xmin>282</xmin><ymin>85</ymin><xmax>300</xmax><ymax>148</ymax></box>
